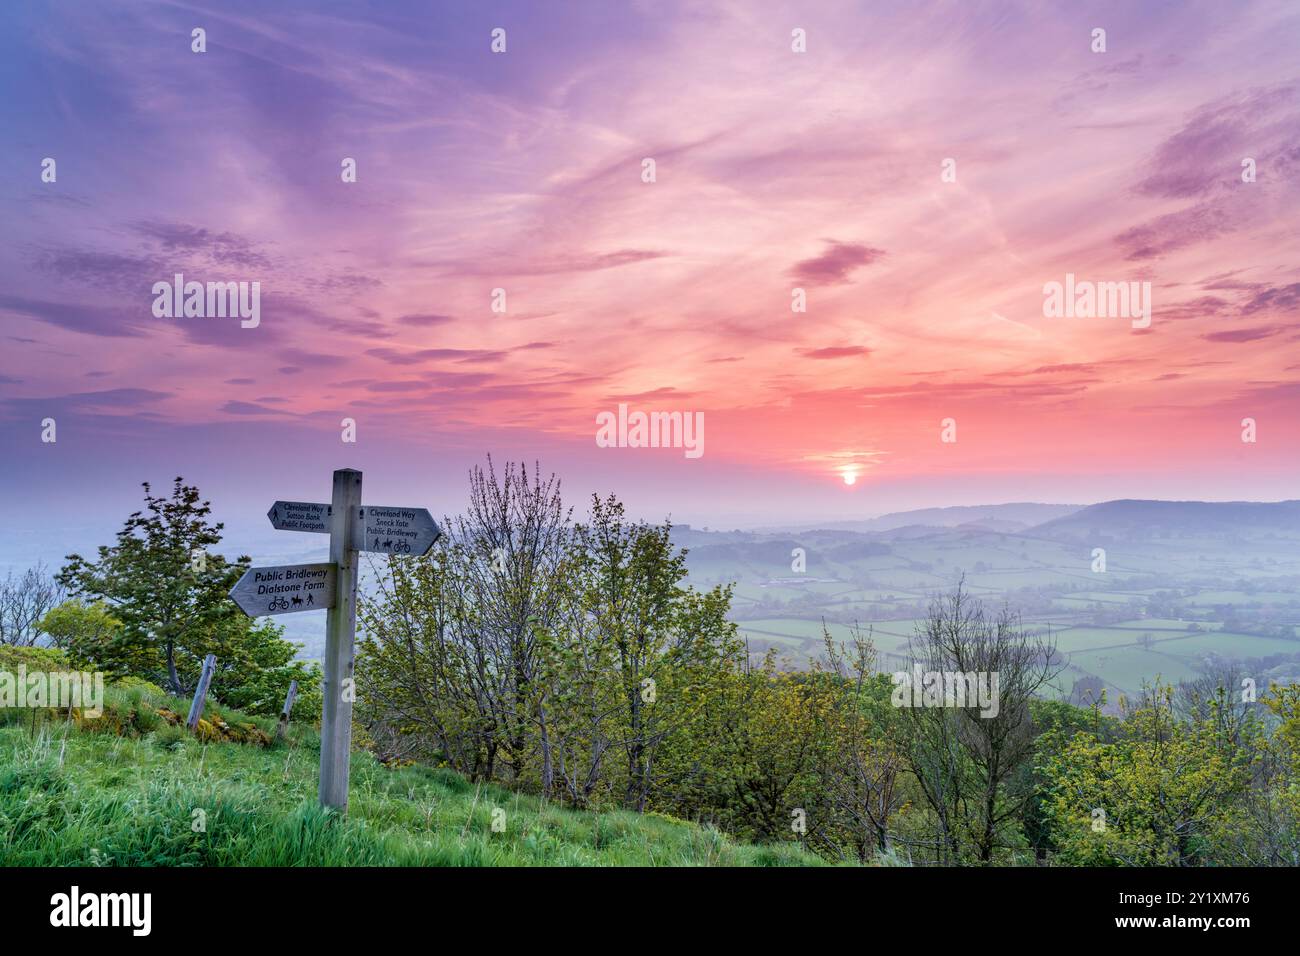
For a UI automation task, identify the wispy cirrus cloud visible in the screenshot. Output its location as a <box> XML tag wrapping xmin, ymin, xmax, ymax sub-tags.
<box><xmin>798</xmin><ymin>346</ymin><xmax>872</xmax><ymax>360</ymax></box>
<box><xmin>1203</xmin><ymin>325</ymin><xmax>1288</xmax><ymax>343</ymax></box>
<box><xmin>0</xmin><ymin>294</ymin><xmax>148</xmax><ymax>338</ymax></box>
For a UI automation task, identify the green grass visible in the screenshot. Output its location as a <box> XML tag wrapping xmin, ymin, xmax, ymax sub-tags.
<box><xmin>0</xmin><ymin>688</ymin><xmax>827</xmax><ymax>867</ymax></box>
<box><xmin>737</xmin><ymin>618</ymin><xmax>853</xmax><ymax>639</ymax></box>
<box><xmin>1066</xmin><ymin>647</ymin><xmax>1200</xmax><ymax>693</ymax></box>
<box><xmin>1158</xmin><ymin>632</ymin><xmax>1300</xmax><ymax>658</ymax></box>
<box><xmin>1112</xmin><ymin>618</ymin><xmax>1217</xmax><ymax>630</ymax></box>
<box><xmin>1184</xmin><ymin>590</ymin><xmax>1300</xmax><ymax>607</ymax></box>
<box><xmin>1050</xmin><ymin>624</ymin><xmax>1300</xmax><ymax>691</ymax></box>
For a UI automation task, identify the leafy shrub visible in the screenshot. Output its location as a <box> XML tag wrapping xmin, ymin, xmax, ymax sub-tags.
<box><xmin>0</xmin><ymin>645</ymin><xmax>69</xmax><ymax>672</ymax></box>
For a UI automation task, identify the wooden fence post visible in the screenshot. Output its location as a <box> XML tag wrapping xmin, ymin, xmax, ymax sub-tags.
<box><xmin>186</xmin><ymin>654</ymin><xmax>217</xmax><ymax>731</ymax></box>
<box><xmin>274</xmin><ymin>679</ymin><xmax>299</xmax><ymax>743</ymax></box>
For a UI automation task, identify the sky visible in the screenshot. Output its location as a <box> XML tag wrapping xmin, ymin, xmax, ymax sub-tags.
<box><xmin>1</xmin><ymin>0</ymin><xmax>1298</xmax><ymax>567</ymax></box>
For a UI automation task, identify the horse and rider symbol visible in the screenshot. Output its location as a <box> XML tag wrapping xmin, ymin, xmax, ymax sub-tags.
<box><xmin>267</xmin><ymin>592</ymin><xmax>316</xmax><ymax>612</ymax></box>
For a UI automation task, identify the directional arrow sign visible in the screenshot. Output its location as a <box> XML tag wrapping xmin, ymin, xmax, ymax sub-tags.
<box><xmin>230</xmin><ymin>562</ymin><xmax>337</xmax><ymax>617</ymax></box>
<box><xmin>267</xmin><ymin>501</ymin><xmax>332</xmax><ymax>533</ymax></box>
<box><xmin>355</xmin><ymin>506</ymin><xmax>441</xmax><ymax>556</ymax></box>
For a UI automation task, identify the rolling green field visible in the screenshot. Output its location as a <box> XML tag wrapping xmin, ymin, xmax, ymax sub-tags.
<box><xmin>686</xmin><ymin>522</ymin><xmax>1300</xmax><ymax>701</ymax></box>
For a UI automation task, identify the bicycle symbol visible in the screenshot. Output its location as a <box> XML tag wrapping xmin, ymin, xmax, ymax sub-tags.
<box><xmin>392</xmin><ymin>540</ymin><xmax>411</xmax><ymax>554</ymax></box>
<box><xmin>268</xmin><ymin>596</ymin><xmax>290</xmax><ymax>612</ymax></box>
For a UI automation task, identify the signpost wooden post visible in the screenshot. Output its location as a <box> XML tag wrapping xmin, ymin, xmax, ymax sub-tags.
<box><xmin>319</xmin><ymin>468</ymin><xmax>362</xmax><ymax>810</ymax></box>
<box><xmin>229</xmin><ymin>468</ymin><xmax>441</xmax><ymax>812</ymax></box>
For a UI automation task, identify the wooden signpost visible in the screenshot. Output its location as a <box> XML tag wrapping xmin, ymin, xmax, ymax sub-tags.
<box><xmin>229</xmin><ymin>468</ymin><xmax>441</xmax><ymax>811</ymax></box>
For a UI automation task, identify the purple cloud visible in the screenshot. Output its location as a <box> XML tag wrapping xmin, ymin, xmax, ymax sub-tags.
<box><xmin>789</xmin><ymin>241</ymin><xmax>884</xmax><ymax>285</ymax></box>
<box><xmin>798</xmin><ymin>346</ymin><xmax>872</xmax><ymax>360</ymax></box>
<box><xmin>1202</xmin><ymin>325</ymin><xmax>1286</xmax><ymax>343</ymax></box>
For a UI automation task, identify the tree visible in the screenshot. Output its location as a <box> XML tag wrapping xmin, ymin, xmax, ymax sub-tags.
<box><xmin>899</xmin><ymin>581</ymin><xmax>1061</xmax><ymax>863</ymax></box>
<box><xmin>570</xmin><ymin>494</ymin><xmax>740</xmax><ymax>811</ymax></box>
<box><xmin>357</xmin><ymin>544</ymin><xmax>496</xmax><ymax>775</ymax></box>
<box><xmin>451</xmin><ymin>459</ymin><xmax>571</xmax><ymax>790</ymax></box>
<box><xmin>0</xmin><ymin>564</ymin><xmax>66</xmax><ymax>646</ymax></box>
<box><xmin>56</xmin><ymin>479</ymin><xmax>315</xmax><ymax>714</ymax></box>
<box><xmin>683</xmin><ymin>652</ymin><xmax>826</xmax><ymax>842</ymax></box>
<box><xmin>187</xmin><ymin>614</ymin><xmax>321</xmax><ymax>718</ymax></box>
<box><xmin>39</xmin><ymin>599</ymin><xmax>138</xmax><ymax>675</ymax></box>
<box><xmin>58</xmin><ymin>478</ymin><xmax>245</xmax><ymax>694</ymax></box>
<box><xmin>358</xmin><ymin>478</ymin><xmax>743</xmax><ymax>816</ymax></box>
<box><xmin>1212</xmin><ymin>682</ymin><xmax>1300</xmax><ymax>866</ymax></box>
<box><xmin>357</xmin><ymin>460</ymin><xmax>572</xmax><ymax>787</ymax></box>
<box><xmin>537</xmin><ymin>565</ymin><xmax>627</xmax><ymax>807</ymax></box>
<box><xmin>48</xmin><ymin>596</ymin><xmax>321</xmax><ymax>717</ymax></box>
<box><xmin>808</xmin><ymin>628</ymin><xmax>905</xmax><ymax>861</ymax></box>
<box><xmin>1040</xmin><ymin>682</ymin><xmax>1255</xmax><ymax>866</ymax></box>
<box><xmin>1176</xmin><ymin>663</ymin><xmax>1260</xmax><ymax>745</ymax></box>
<box><xmin>1020</xmin><ymin>697</ymin><xmax>1110</xmax><ymax>864</ymax></box>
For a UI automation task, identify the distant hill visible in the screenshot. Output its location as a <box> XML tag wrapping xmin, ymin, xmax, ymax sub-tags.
<box><xmin>1031</xmin><ymin>499</ymin><xmax>1300</xmax><ymax>539</ymax></box>
<box><xmin>761</xmin><ymin>503</ymin><xmax>1083</xmax><ymax>535</ymax></box>
<box><xmin>674</xmin><ymin>497</ymin><xmax>1300</xmax><ymax>694</ymax></box>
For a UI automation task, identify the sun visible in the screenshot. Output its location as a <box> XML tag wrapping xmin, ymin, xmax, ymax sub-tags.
<box><xmin>841</xmin><ymin>470</ymin><xmax>858</xmax><ymax>486</ymax></box>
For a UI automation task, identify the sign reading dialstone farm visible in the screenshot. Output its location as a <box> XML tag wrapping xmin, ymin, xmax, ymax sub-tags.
<box><xmin>228</xmin><ymin>469</ymin><xmax>440</xmax><ymax>813</ymax></box>
<box><xmin>229</xmin><ymin>562</ymin><xmax>336</xmax><ymax>616</ymax></box>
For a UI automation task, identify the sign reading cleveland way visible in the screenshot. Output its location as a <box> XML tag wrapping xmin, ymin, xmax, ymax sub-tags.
<box><xmin>355</xmin><ymin>506</ymin><xmax>441</xmax><ymax>556</ymax></box>
<box><xmin>229</xmin><ymin>562</ymin><xmax>337</xmax><ymax>617</ymax></box>
<box><xmin>267</xmin><ymin>500</ymin><xmax>332</xmax><ymax>533</ymax></box>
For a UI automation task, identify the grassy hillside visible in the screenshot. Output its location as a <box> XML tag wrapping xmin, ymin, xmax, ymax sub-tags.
<box><xmin>0</xmin><ymin>683</ymin><xmax>826</xmax><ymax>867</ymax></box>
